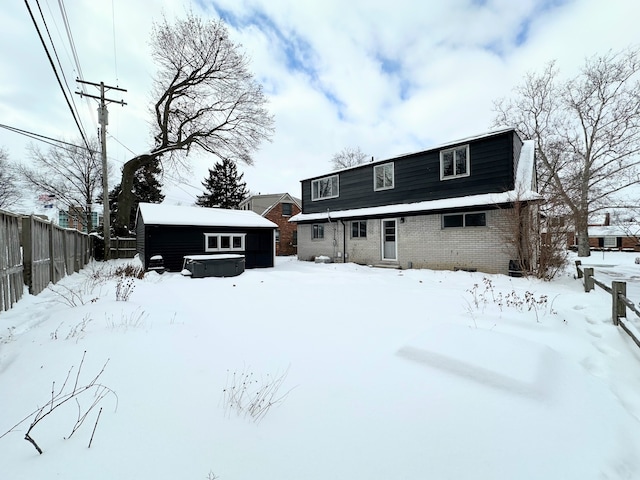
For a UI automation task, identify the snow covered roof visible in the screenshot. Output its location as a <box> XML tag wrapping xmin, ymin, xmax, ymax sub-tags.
<box><xmin>291</xmin><ymin>139</ymin><xmax>541</xmax><ymax>222</ymax></box>
<box><xmin>589</xmin><ymin>225</ymin><xmax>640</xmax><ymax>237</ymax></box>
<box><xmin>239</xmin><ymin>193</ymin><xmax>301</xmax><ymax>216</ymax></box>
<box><xmin>138</xmin><ymin>203</ymin><xmax>277</xmax><ymax>228</ymax></box>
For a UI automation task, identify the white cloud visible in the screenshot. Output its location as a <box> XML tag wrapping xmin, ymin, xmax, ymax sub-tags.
<box><xmin>1</xmin><ymin>0</ymin><xmax>638</xmax><ymax>207</ymax></box>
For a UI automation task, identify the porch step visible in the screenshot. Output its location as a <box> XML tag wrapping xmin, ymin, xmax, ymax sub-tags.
<box><xmin>371</xmin><ymin>263</ymin><xmax>401</xmax><ymax>269</ymax></box>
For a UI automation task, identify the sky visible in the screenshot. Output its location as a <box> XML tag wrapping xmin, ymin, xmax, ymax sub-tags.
<box><xmin>0</xmin><ymin>0</ymin><xmax>638</xmax><ymax>211</ymax></box>
<box><xmin>1</xmin><ymin>252</ymin><xmax>640</xmax><ymax>478</ymax></box>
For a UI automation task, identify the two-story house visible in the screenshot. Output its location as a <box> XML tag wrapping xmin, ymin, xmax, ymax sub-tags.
<box><xmin>239</xmin><ymin>193</ymin><xmax>301</xmax><ymax>256</ymax></box>
<box><xmin>290</xmin><ymin>128</ymin><xmax>541</xmax><ymax>275</ymax></box>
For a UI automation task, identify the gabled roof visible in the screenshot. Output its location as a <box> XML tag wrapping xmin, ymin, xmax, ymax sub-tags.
<box><xmin>137</xmin><ymin>203</ymin><xmax>277</xmax><ymax>228</ymax></box>
<box><xmin>239</xmin><ymin>193</ymin><xmax>301</xmax><ymax>216</ymax></box>
<box><xmin>290</xmin><ymin>138</ymin><xmax>541</xmax><ymax>222</ymax></box>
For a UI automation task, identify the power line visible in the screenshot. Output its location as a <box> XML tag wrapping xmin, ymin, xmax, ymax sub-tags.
<box><xmin>33</xmin><ymin>0</ymin><xmax>89</xmax><ymax>143</ymax></box>
<box><xmin>0</xmin><ymin>123</ymin><xmax>98</xmax><ymax>154</ymax></box>
<box><xmin>24</xmin><ymin>0</ymin><xmax>91</xmax><ymax>150</ymax></box>
<box><xmin>111</xmin><ymin>0</ymin><xmax>119</xmax><ymax>84</ymax></box>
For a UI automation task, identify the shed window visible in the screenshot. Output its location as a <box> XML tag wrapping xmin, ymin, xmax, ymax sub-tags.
<box><xmin>374</xmin><ymin>163</ymin><xmax>394</xmax><ymax>191</ymax></box>
<box><xmin>440</xmin><ymin>145</ymin><xmax>469</xmax><ymax>180</ymax></box>
<box><xmin>312</xmin><ymin>175</ymin><xmax>339</xmax><ymax>201</ymax></box>
<box><xmin>204</xmin><ymin>233</ymin><xmax>246</xmax><ymax>252</ymax></box>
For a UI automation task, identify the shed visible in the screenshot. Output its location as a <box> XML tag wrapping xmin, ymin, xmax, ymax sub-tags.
<box><xmin>135</xmin><ymin>203</ymin><xmax>277</xmax><ymax>271</ymax></box>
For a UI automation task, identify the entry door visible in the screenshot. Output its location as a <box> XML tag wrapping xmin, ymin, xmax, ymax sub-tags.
<box><xmin>381</xmin><ymin>219</ymin><xmax>397</xmax><ymax>260</ymax></box>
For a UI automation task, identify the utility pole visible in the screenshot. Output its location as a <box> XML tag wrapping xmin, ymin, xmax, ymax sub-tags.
<box><xmin>75</xmin><ymin>79</ymin><xmax>126</xmax><ymax>260</ymax></box>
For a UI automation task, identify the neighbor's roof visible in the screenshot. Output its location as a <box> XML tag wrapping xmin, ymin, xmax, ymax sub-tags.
<box><xmin>290</xmin><ymin>139</ymin><xmax>541</xmax><ymax>223</ymax></box>
<box><xmin>239</xmin><ymin>193</ymin><xmax>301</xmax><ymax>216</ymax></box>
<box><xmin>138</xmin><ymin>203</ymin><xmax>277</xmax><ymax>228</ymax></box>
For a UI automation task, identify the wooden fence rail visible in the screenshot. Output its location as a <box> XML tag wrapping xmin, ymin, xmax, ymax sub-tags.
<box><xmin>575</xmin><ymin>260</ymin><xmax>640</xmax><ymax>348</ymax></box>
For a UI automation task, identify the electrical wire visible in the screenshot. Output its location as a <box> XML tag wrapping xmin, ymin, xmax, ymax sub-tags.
<box><xmin>111</xmin><ymin>0</ymin><xmax>119</xmax><ymax>84</ymax></box>
<box><xmin>24</xmin><ymin>0</ymin><xmax>91</xmax><ymax>151</ymax></box>
<box><xmin>0</xmin><ymin>123</ymin><xmax>99</xmax><ymax>154</ymax></box>
<box><xmin>35</xmin><ymin>0</ymin><xmax>90</xmax><ymax>142</ymax></box>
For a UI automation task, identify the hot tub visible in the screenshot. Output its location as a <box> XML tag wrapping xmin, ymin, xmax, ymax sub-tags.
<box><xmin>181</xmin><ymin>254</ymin><xmax>245</xmax><ymax>278</ymax></box>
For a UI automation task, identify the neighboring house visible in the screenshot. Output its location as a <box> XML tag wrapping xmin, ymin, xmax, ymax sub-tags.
<box><xmin>563</xmin><ymin>213</ymin><xmax>640</xmax><ymax>252</ymax></box>
<box><xmin>135</xmin><ymin>203</ymin><xmax>277</xmax><ymax>272</ymax></box>
<box><xmin>239</xmin><ymin>193</ymin><xmax>301</xmax><ymax>256</ymax></box>
<box><xmin>58</xmin><ymin>206</ymin><xmax>102</xmax><ymax>233</ymax></box>
<box><xmin>290</xmin><ymin>128</ymin><xmax>541</xmax><ymax>275</ymax></box>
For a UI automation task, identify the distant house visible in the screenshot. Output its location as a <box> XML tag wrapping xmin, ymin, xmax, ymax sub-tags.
<box><xmin>58</xmin><ymin>206</ymin><xmax>102</xmax><ymax>233</ymax></box>
<box><xmin>135</xmin><ymin>203</ymin><xmax>277</xmax><ymax>272</ymax></box>
<box><xmin>239</xmin><ymin>193</ymin><xmax>301</xmax><ymax>256</ymax></box>
<box><xmin>290</xmin><ymin>128</ymin><xmax>541</xmax><ymax>275</ymax></box>
<box><xmin>575</xmin><ymin>214</ymin><xmax>640</xmax><ymax>252</ymax></box>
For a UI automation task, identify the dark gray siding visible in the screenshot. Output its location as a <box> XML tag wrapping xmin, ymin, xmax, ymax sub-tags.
<box><xmin>139</xmin><ymin>224</ymin><xmax>274</xmax><ymax>271</ymax></box>
<box><xmin>302</xmin><ymin>130</ymin><xmax>516</xmax><ymax>214</ymax></box>
<box><xmin>135</xmin><ymin>212</ymin><xmax>146</xmax><ymax>268</ymax></box>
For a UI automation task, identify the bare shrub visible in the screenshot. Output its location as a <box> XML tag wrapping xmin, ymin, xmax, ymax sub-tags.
<box><xmin>115</xmin><ymin>277</ymin><xmax>136</xmax><ymax>301</ymax></box>
<box><xmin>113</xmin><ymin>263</ymin><xmax>145</xmax><ymax>279</ymax></box>
<box><xmin>221</xmin><ymin>366</ymin><xmax>294</xmax><ymax>423</ymax></box>
<box><xmin>105</xmin><ymin>308</ymin><xmax>148</xmax><ymax>331</ymax></box>
<box><xmin>0</xmin><ymin>351</ymin><xmax>117</xmax><ymax>454</ymax></box>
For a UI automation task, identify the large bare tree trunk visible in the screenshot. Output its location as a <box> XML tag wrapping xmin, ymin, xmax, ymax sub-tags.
<box><xmin>575</xmin><ymin>216</ymin><xmax>591</xmax><ymax>257</ymax></box>
<box><xmin>115</xmin><ymin>154</ymin><xmax>154</xmax><ymax>234</ymax></box>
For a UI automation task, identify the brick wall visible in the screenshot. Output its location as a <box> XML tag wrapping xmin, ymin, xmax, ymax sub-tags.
<box><xmin>265</xmin><ymin>202</ymin><xmax>301</xmax><ymax>256</ymax></box>
<box><xmin>297</xmin><ymin>209</ymin><xmax>520</xmax><ymax>274</ymax></box>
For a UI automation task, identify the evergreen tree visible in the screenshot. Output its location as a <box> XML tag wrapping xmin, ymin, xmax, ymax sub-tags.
<box><xmin>196</xmin><ymin>157</ymin><xmax>248</xmax><ymax>209</ymax></box>
<box><xmin>108</xmin><ymin>160</ymin><xmax>165</xmax><ymax>234</ymax></box>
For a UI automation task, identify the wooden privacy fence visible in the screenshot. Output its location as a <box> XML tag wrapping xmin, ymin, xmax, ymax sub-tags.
<box><xmin>575</xmin><ymin>260</ymin><xmax>640</xmax><ymax>348</ymax></box>
<box><xmin>22</xmin><ymin>215</ymin><xmax>91</xmax><ymax>296</ymax></box>
<box><xmin>110</xmin><ymin>237</ymin><xmax>137</xmax><ymax>259</ymax></box>
<box><xmin>0</xmin><ymin>210</ymin><xmax>24</xmax><ymax>312</ymax></box>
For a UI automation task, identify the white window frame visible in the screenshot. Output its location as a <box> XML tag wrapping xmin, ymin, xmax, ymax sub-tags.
<box><xmin>440</xmin><ymin>145</ymin><xmax>470</xmax><ymax>180</ymax></box>
<box><xmin>603</xmin><ymin>236</ymin><xmax>617</xmax><ymax>248</ymax></box>
<box><xmin>204</xmin><ymin>233</ymin><xmax>246</xmax><ymax>252</ymax></box>
<box><xmin>374</xmin><ymin>163</ymin><xmax>394</xmax><ymax>191</ymax></box>
<box><xmin>311</xmin><ymin>175</ymin><xmax>339</xmax><ymax>201</ymax></box>
<box><xmin>312</xmin><ymin>224</ymin><xmax>324</xmax><ymax>240</ymax></box>
<box><xmin>442</xmin><ymin>211</ymin><xmax>487</xmax><ymax>228</ymax></box>
<box><xmin>351</xmin><ymin>220</ymin><xmax>367</xmax><ymax>238</ymax></box>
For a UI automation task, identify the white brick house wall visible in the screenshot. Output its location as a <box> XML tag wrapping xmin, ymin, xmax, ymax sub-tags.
<box><xmin>298</xmin><ymin>208</ymin><xmax>521</xmax><ymax>274</ymax></box>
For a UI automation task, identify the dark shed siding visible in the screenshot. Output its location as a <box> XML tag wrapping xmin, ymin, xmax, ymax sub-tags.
<box><xmin>302</xmin><ymin>130</ymin><xmax>516</xmax><ymax>214</ymax></box>
<box><xmin>141</xmin><ymin>224</ymin><xmax>274</xmax><ymax>271</ymax></box>
<box><xmin>135</xmin><ymin>213</ymin><xmax>146</xmax><ymax>268</ymax></box>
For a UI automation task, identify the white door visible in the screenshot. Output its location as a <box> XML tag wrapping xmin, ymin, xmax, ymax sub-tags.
<box><xmin>381</xmin><ymin>219</ymin><xmax>397</xmax><ymax>260</ymax></box>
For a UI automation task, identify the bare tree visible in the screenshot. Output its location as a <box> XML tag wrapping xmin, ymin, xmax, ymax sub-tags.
<box><xmin>494</xmin><ymin>48</ymin><xmax>640</xmax><ymax>257</ymax></box>
<box><xmin>17</xmin><ymin>139</ymin><xmax>102</xmax><ymax>231</ymax></box>
<box><xmin>0</xmin><ymin>148</ymin><xmax>22</xmax><ymax>209</ymax></box>
<box><xmin>331</xmin><ymin>146</ymin><xmax>368</xmax><ymax>170</ymax></box>
<box><xmin>114</xmin><ymin>12</ymin><xmax>274</xmax><ymax>234</ymax></box>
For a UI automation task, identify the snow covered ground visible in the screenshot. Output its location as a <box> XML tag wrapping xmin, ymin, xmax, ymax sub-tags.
<box><xmin>1</xmin><ymin>252</ymin><xmax>640</xmax><ymax>479</ymax></box>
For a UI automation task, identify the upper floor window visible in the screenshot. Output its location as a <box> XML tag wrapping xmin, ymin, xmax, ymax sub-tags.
<box><xmin>312</xmin><ymin>175</ymin><xmax>339</xmax><ymax>201</ymax></box>
<box><xmin>204</xmin><ymin>233</ymin><xmax>246</xmax><ymax>252</ymax></box>
<box><xmin>440</xmin><ymin>145</ymin><xmax>469</xmax><ymax>180</ymax></box>
<box><xmin>281</xmin><ymin>203</ymin><xmax>292</xmax><ymax>216</ymax></box>
<box><xmin>374</xmin><ymin>163</ymin><xmax>394</xmax><ymax>191</ymax></box>
<box><xmin>442</xmin><ymin>212</ymin><xmax>486</xmax><ymax>228</ymax></box>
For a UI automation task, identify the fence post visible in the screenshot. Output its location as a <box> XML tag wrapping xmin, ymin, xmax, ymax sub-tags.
<box><xmin>575</xmin><ymin>260</ymin><xmax>583</xmax><ymax>278</ymax></box>
<box><xmin>611</xmin><ymin>281</ymin><xmax>627</xmax><ymax>326</ymax></box>
<box><xmin>584</xmin><ymin>267</ymin><xmax>594</xmax><ymax>292</ymax></box>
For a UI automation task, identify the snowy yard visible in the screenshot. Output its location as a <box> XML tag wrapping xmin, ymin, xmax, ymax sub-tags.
<box><xmin>1</xmin><ymin>253</ymin><xmax>640</xmax><ymax>479</ymax></box>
